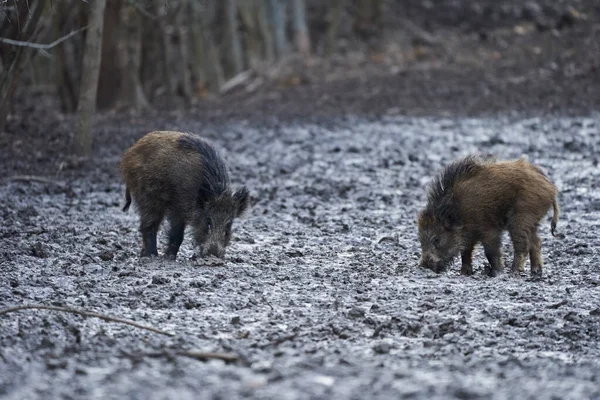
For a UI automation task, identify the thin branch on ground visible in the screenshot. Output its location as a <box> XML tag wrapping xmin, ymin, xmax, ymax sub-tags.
<box><xmin>0</xmin><ymin>26</ymin><xmax>88</xmax><ymax>50</ymax></box>
<box><xmin>122</xmin><ymin>350</ymin><xmax>239</xmax><ymax>363</ymax></box>
<box><xmin>371</xmin><ymin>322</ymin><xmax>390</xmax><ymax>338</ymax></box>
<box><xmin>8</xmin><ymin>175</ymin><xmax>66</xmax><ymax>186</ymax></box>
<box><xmin>260</xmin><ymin>332</ymin><xmax>298</xmax><ymax>349</ymax></box>
<box><xmin>0</xmin><ymin>304</ymin><xmax>175</xmax><ymax>337</ymax></box>
<box><xmin>20</xmin><ymin>228</ymin><xmax>47</xmax><ymax>235</ymax></box>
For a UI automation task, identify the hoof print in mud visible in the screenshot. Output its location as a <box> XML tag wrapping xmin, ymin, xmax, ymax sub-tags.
<box><xmin>30</xmin><ymin>242</ymin><xmax>49</xmax><ymax>258</ymax></box>
<box><xmin>151</xmin><ymin>275</ymin><xmax>171</xmax><ymax>285</ymax></box>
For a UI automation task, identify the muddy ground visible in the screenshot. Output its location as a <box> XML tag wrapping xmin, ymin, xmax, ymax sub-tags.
<box><xmin>2</xmin><ymin>1</ymin><xmax>600</xmax><ymax>399</ymax></box>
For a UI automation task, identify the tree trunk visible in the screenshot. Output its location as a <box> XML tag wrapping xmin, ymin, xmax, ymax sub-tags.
<box><xmin>55</xmin><ymin>0</ymin><xmax>86</xmax><ymax>113</ymax></box>
<box><xmin>140</xmin><ymin>3</ymin><xmax>164</xmax><ymax>99</ymax></box>
<box><xmin>175</xmin><ymin>3</ymin><xmax>193</xmax><ymax>101</ymax></box>
<box><xmin>325</xmin><ymin>0</ymin><xmax>345</xmax><ymax>56</ymax></box>
<box><xmin>268</xmin><ymin>0</ymin><xmax>288</xmax><ymax>59</ymax></box>
<box><xmin>192</xmin><ymin>1</ymin><xmax>224</xmax><ymax>91</ymax></box>
<box><xmin>257</xmin><ymin>0</ymin><xmax>274</xmax><ymax>63</ymax></box>
<box><xmin>0</xmin><ymin>0</ymin><xmax>46</xmax><ymax>131</ymax></box>
<box><xmin>224</xmin><ymin>0</ymin><xmax>243</xmax><ymax>77</ymax></box>
<box><xmin>97</xmin><ymin>0</ymin><xmax>122</xmax><ymax>109</ymax></box>
<box><xmin>76</xmin><ymin>0</ymin><xmax>107</xmax><ymax>156</ymax></box>
<box><xmin>292</xmin><ymin>0</ymin><xmax>311</xmax><ymax>58</ymax></box>
<box><xmin>238</xmin><ymin>0</ymin><xmax>261</xmax><ymax>70</ymax></box>
<box><xmin>116</xmin><ymin>4</ymin><xmax>150</xmax><ymax>111</ymax></box>
<box><xmin>155</xmin><ymin>0</ymin><xmax>176</xmax><ymax>97</ymax></box>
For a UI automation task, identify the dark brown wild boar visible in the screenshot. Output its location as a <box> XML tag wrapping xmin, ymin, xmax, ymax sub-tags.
<box><xmin>417</xmin><ymin>155</ymin><xmax>559</xmax><ymax>277</ymax></box>
<box><xmin>121</xmin><ymin>131</ymin><xmax>249</xmax><ymax>259</ymax></box>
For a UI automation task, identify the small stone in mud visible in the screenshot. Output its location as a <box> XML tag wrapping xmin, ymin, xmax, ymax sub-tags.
<box><xmin>151</xmin><ymin>275</ymin><xmax>171</xmax><ymax>285</ymax></box>
<box><xmin>231</xmin><ymin>316</ymin><xmax>241</xmax><ymax>325</ymax></box>
<box><xmin>99</xmin><ymin>250</ymin><xmax>114</xmax><ymax>261</ymax></box>
<box><xmin>348</xmin><ymin>307</ymin><xmax>365</xmax><ymax>319</ymax></box>
<box><xmin>373</xmin><ymin>342</ymin><xmax>392</xmax><ymax>354</ymax></box>
<box><xmin>30</xmin><ymin>242</ymin><xmax>49</xmax><ymax>258</ymax></box>
<box><xmin>286</xmin><ymin>250</ymin><xmax>304</xmax><ymax>257</ymax></box>
<box><xmin>46</xmin><ymin>359</ymin><xmax>68</xmax><ymax>370</ymax></box>
<box><xmin>9</xmin><ymin>279</ymin><xmax>19</xmax><ymax>288</ymax></box>
<box><xmin>18</xmin><ymin>205</ymin><xmax>39</xmax><ymax>219</ymax></box>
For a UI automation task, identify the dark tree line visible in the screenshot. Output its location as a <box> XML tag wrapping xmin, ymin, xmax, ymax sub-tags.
<box><xmin>0</xmin><ymin>0</ymin><xmax>385</xmax><ymax>153</ymax></box>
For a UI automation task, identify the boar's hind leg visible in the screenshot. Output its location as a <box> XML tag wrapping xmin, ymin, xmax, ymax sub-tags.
<box><xmin>165</xmin><ymin>215</ymin><xmax>186</xmax><ymax>259</ymax></box>
<box><xmin>482</xmin><ymin>231</ymin><xmax>503</xmax><ymax>277</ymax></box>
<box><xmin>528</xmin><ymin>227</ymin><xmax>543</xmax><ymax>277</ymax></box>
<box><xmin>508</xmin><ymin>225</ymin><xmax>529</xmax><ymax>275</ymax></box>
<box><xmin>139</xmin><ymin>207</ymin><xmax>165</xmax><ymax>258</ymax></box>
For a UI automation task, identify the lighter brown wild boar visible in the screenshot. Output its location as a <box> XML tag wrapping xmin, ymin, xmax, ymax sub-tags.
<box><xmin>121</xmin><ymin>131</ymin><xmax>249</xmax><ymax>259</ymax></box>
<box><xmin>418</xmin><ymin>155</ymin><xmax>559</xmax><ymax>277</ymax></box>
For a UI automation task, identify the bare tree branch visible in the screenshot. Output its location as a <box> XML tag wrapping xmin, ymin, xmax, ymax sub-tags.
<box><xmin>130</xmin><ymin>0</ymin><xmax>159</xmax><ymax>20</ymax></box>
<box><xmin>0</xmin><ymin>304</ymin><xmax>175</xmax><ymax>337</ymax></box>
<box><xmin>0</xmin><ymin>25</ymin><xmax>88</xmax><ymax>50</ymax></box>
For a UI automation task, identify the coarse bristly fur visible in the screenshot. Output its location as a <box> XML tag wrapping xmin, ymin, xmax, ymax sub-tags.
<box><xmin>418</xmin><ymin>154</ymin><xmax>559</xmax><ymax>278</ymax></box>
<box><xmin>120</xmin><ymin>131</ymin><xmax>249</xmax><ymax>259</ymax></box>
<box><xmin>425</xmin><ymin>155</ymin><xmax>489</xmax><ymax>226</ymax></box>
<box><xmin>178</xmin><ymin>134</ymin><xmax>230</xmax><ymax>198</ymax></box>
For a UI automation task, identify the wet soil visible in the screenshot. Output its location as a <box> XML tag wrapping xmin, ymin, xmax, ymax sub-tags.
<box><xmin>1</xmin><ymin>2</ymin><xmax>600</xmax><ymax>399</ymax></box>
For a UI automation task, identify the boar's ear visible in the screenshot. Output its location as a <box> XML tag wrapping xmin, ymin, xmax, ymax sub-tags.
<box><xmin>417</xmin><ymin>208</ymin><xmax>433</xmax><ymax>226</ymax></box>
<box><xmin>436</xmin><ymin>198</ymin><xmax>463</xmax><ymax>231</ymax></box>
<box><xmin>233</xmin><ymin>186</ymin><xmax>250</xmax><ymax>217</ymax></box>
<box><xmin>443</xmin><ymin>217</ymin><xmax>463</xmax><ymax>231</ymax></box>
<box><xmin>197</xmin><ymin>183</ymin><xmax>212</xmax><ymax>207</ymax></box>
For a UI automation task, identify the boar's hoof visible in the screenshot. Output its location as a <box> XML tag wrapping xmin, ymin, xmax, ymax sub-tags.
<box><xmin>488</xmin><ymin>268</ymin><xmax>502</xmax><ymax>278</ymax></box>
<box><xmin>460</xmin><ymin>265</ymin><xmax>473</xmax><ymax>276</ymax></box>
<box><xmin>531</xmin><ymin>268</ymin><xmax>543</xmax><ymax>278</ymax></box>
<box><xmin>508</xmin><ymin>266</ymin><xmax>522</xmax><ymax>276</ymax></box>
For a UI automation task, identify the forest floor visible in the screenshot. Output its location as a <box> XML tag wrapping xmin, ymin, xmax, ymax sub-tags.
<box><xmin>1</xmin><ymin>1</ymin><xmax>600</xmax><ymax>399</ymax></box>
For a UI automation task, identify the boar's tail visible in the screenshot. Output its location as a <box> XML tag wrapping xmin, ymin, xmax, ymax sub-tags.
<box><xmin>122</xmin><ymin>187</ymin><xmax>132</xmax><ymax>212</ymax></box>
<box><xmin>551</xmin><ymin>198</ymin><xmax>560</xmax><ymax>237</ymax></box>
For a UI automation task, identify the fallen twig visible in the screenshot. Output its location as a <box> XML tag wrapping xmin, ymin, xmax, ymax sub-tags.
<box><xmin>123</xmin><ymin>350</ymin><xmax>239</xmax><ymax>363</ymax></box>
<box><xmin>260</xmin><ymin>332</ymin><xmax>298</xmax><ymax>349</ymax></box>
<box><xmin>178</xmin><ymin>351</ymin><xmax>239</xmax><ymax>362</ymax></box>
<box><xmin>219</xmin><ymin>70</ymin><xmax>253</xmax><ymax>94</ymax></box>
<box><xmin>371</xmin><ymin>322</ymin><xmax>391</xmax><ymax>338</ymax></box>
<box><xmin>8</xmin><ymin>175</ymin><xmax>66</xmax><ymax>186</ymax></box>
<box><xmin>0</xmin><ymin>304</ymin><xmax>175</xmax><ymax>337</ymax></box>
<box><xmin>547</xmin><ymin>299</ymin><xmax>569</xmax><ymax>309</ymax></box>
<box><xmin>20</xmin><ymin>228</ymin><xmax>48</xmax><ymax>235</ymax></box>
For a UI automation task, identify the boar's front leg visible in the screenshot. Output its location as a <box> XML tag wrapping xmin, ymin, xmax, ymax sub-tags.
<box><xmin>482</xmin><ymin>230</ymin><xmax>503</xmax><ymax>277</ymax></box>
<box><xmin>165</xmin><ymin>215</ymin><xmax>186</xmax><ymax>259</ymax></box>
<box><xmin>460</xmin><ymin>235</ymin><xmax>478</xmax><ymax>276</ymax></box>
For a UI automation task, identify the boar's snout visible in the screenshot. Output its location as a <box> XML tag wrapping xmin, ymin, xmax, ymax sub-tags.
<box><xmin>202</xmin><ymin>243</ymin><xmax>226</xmax><ymax>258</ymax></box>
<box><xmin>419</xmin><ymin>254</ymin><xmax>447</xmax><ymax>273</ymax></box>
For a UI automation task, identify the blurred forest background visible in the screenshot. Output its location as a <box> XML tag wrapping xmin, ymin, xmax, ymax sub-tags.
<box><xmin>0</xmin><ymin>0</ymin><xmax>599</xmax><ymax>156</ymax></box>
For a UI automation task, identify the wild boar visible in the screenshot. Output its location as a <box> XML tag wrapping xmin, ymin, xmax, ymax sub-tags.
<box><xmin>418</xmin><ymin>155</ymin><xmax>559</xmax><ymax>277</ymax></box>
<box><xmin>121</xmin><ymin>131</ymin><xmax>249</xmax><ymax>259</ymax></box>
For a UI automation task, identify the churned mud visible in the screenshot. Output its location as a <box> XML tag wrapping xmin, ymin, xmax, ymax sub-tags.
<box><xmin>1</xmin><ymin>114</ymin><xmax>599</xmax><ymax>399</ymax></box>
<box><xmin>2</xmin><ymin>0</ymin><xmax>600</xmax><ymax>396</ymax></box>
